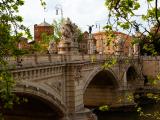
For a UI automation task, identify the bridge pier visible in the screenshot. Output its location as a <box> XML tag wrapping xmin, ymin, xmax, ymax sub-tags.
<box><xmin>68</xmin><ymin>108</ymin><xmax>97</xmax><ymax>120</ymax></box>
<box><xmin>112</xmin><ymin>89</ymin><xmax>136</xmax><ymax>108</ymax></box>
<box><xmin>60</xmin><ymin>115</ymin><xmax>70</xmax><ymax>120</ymax></box>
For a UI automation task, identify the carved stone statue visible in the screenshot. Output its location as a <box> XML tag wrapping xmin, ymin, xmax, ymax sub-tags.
<box><xmin>58</xmin><ymin>18</ymin><xmax>79</xmax><ymax>55</ymax></box>
<box><xmin>61</xmin><ymin>18</ymin><xmax>76</xmax><ymax>42</ymax></box>
<box><xmin>87</xmin><ymin>25</ymin><xmax>94</xmax><ymax>34</ymax></box>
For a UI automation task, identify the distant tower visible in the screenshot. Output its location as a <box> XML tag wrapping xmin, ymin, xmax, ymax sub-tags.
<box><xmin>34</xmin><ymin>19</ymin><xmax>54</xmax><ymax>42</ymax></box>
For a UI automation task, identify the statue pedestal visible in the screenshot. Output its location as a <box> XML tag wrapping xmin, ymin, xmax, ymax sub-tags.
<box><xmin>128</xmin><ymin>47</ymin><xmax>133</xmax><ymax>57</ymax></box>
<box><xmin>114</xmin><ymin>36</ymin><xmax>125</xmax><ymax>56</ymax></box>
<box><xmin>70</xmin><ymin>41</ymin><xmax>79</xmax><ymax>55</ymax></box>
<box><xmin>88</xmin><ymin>37</ymin><xmax>96</xmax><ymax>55</ymax></box>
<box><xmin>133</xmin><ymin>43</ymin><xmax>139</xmax><ymax>56</ymax></box>
<box><xmin>58</xmin><ymin>40</ymin><xmax>71</xmax><ymax>55</ymax></box>
<box><xmin>58</xmin><ymin>40</ymin><xmax>79</xmax><ymax>55</ymax></box>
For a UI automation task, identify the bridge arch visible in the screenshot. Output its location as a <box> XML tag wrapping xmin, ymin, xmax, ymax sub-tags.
<box><xmin>83</xmin><ymin>67</ymin><xmax>119</xmax><ymax>107</ymax></box>
<box><xmin>4</xmin><ymin>83</ymin><xmax>66</xmax><ymax>120</ymax></box>
<box><xmin>83</xmin><ymin>67</ymin><xmax>119</xmax><ymax>92</ymax></box>
<box><xmin>126</xmin><ymin>65</ymin><xmax>139</xmax><ymax>87</ymax></box>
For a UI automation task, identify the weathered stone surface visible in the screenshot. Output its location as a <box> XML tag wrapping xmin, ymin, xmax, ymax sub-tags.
<box><xmin>4</xmin><ymin>54</ymin><xmax>147</xmax><ymax>120</ymax></box>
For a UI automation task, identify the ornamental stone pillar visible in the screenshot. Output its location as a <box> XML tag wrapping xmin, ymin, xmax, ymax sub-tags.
<box><xmin>115</xmin><ymin>36</ymin><xmax>125</xmax><ymax>56</ymax></box>
<box><xmin>133</xmin><ymin>32</ymin><xmax>141</xmax><ymax>56</ymax></box>
<box><xmin>133</xmin><ymin>43</ymin><xmax>139</xmax><ymax>56</ymax></box>
<box><xmin>88</xmin><ymin>35</ymin><xmax>96</xmax><ymax>54</ymax></box>
<box><xmin>128</xmin><ymin>46</ymin><xmax>133</xmax><ymax>57</ymax></box>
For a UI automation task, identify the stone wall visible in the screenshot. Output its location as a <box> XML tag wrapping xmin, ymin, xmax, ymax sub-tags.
<box><xmin>142</xmin><ymin>56</ymin><xmax>160</xmax><ymax>77</ymax></box>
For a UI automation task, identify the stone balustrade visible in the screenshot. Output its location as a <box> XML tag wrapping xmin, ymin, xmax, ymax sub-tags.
<box><xmin>3</xmin><ymin>54</ymin><xmax>141</xmax><ymax>68</ymax></box>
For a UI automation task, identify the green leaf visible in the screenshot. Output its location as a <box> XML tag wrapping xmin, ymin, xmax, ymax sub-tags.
<box><xmin>134</xmin><ymin>3</ymin><xmax>140</xmax><ymax>10</ymax></box>
<box><xmin>120</xmin><ymin>22</ymin><xmax>130</xmax><ymax>30</ymax></box>
<box><xmin>147</xmin><ymin>0</ymin><xmax>154</xmax><ymax>2</ymax></box>
<box><xmin>99</xmin><ymin>105</ymin><xmax>109</xmax><ymax>111</ymax></box>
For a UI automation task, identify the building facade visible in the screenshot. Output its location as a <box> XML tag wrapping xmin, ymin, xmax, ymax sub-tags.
<box><xmin>78</xmin><ymin>31</ymin><xmax>89</xmax><ymax>54</ymax></box>
<box><xmin>34</xmin><ymin>20</ymin><xmax>54</xmax><ymax>42</ymax></box>
<box><xmin>93</xmin><ymin>31</ymin><xmax>132</xmax><ymax>55</ymax></box>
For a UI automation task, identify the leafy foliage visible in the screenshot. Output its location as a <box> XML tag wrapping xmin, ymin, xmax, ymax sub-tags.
<box><xmin>52</xmin><ymin>20</ymin><xmax>62</xmax><ymax>43</ymax></box>
<box><xmin>0</xmin><ymin>0</ymin><xmax>46</xmax><ymax>117</ymax></box>
<box><xmin>0</xmin><ymin>67</ymin><xmax>15</xmax><ymax>109</ymax></box>
<box><xmin>102</xmin><ymin>58</ymin><xmax>117</xmax><ymax>69</ymax></box>
<box><xmin>103</xmin><ymin>1</ymin><xmax>160</xmax><ymax>119</ymax></box>
<box><xmin>99</xmin><ymin>105</ymin><xmax>110</xmax><ymax>111</ymax></box>
<box><xmin>105</xmin><ymin>0</ymin><xmax>160</xmax><ymax>55</ymax></box>
<box><xmin>0</xmin><ymin>0</ymin><xmax>30</xmax><ymax>112</ymax></box>
<box><xmin>76</xmin><ymin>28</ymin><xmax>83</xmax><ymax>43</ymax></box>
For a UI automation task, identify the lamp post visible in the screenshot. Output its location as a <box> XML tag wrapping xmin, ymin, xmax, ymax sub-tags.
<box><xmin>95</xmin><ymin>21</ymin><xmax>101</xmax><ymax>32</ymax></box>
<box><xmin>55</xmin><ymin>4</ymin><xmax>63</xmax><ymax>22</ymax></box>
<box><xmin>95</xmin><ymin>21</ymin><xmax>103</xmax><ymax>54</ymax></box>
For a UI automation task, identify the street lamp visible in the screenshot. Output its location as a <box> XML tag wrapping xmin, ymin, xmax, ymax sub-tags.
<box><xmin>95</xmin><ymin>21</ymin><xmax>103</xmax><ymax>54</ymax></box>
<box><xmin>95</xmin><ymin>21</ymin><xmax>101</xmax><ymax>32</ymax></box>
<box><xmin>55</xmin><ymin>4</ymin><xmax>63</xmax><ymax>22</ymax></box>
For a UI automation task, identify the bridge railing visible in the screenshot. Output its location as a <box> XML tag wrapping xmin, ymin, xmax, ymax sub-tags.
<box><xmin>120</xmin><ymin>84</ymin><xmax>160</xmax><ymax>92</ymax></box>
<box><xmin>142</xmin><ymin>56</ymin><xmax>160</xmax><ymax>60</ymax></box>
<box><xmin>3</xmin><ymin>54</ymin><xmax>140</xmax><ymax>67</ymax></box>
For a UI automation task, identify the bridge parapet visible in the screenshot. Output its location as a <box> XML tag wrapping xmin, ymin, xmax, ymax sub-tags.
<box><xmin>3</xmin><ymin>54</ymin><xmax>141</xmax><ymax>68</ymax></box>
<box><xmin>4</xmin><ymin>54</ymin><xmax>106</xmax><ymax>67</ymax></box>
<box><xmin>142</xmin><ymin>56</ymin><xmax>160</xmax><ymax>77</ymax></box>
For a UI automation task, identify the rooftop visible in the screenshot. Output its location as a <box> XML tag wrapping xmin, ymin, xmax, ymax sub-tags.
<box><xmin>38</xmin><ymin>19</ymin><xmax>51</xmax><ymax>26</ymax></box>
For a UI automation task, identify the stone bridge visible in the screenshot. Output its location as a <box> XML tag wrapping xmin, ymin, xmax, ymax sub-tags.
<box><xmin>3</xmin><ymin>54</ymin><xmax>147</xmax><ymax>120</ymax></box>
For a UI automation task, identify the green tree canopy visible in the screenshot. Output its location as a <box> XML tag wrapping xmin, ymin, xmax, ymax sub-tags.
<box><xmin>105</xmin><ymin>0</ymin><xmax>160</xmax><ymax>55</ymax></box>
<box><xmin>0</xmin><ymin>0</ymin><xmax>46</xmax><ymax>115</ymax></box>
<box><xmin>52</xmin><ymin>20</ymin><xmax>62</xmax><ymax>43</ymax></box>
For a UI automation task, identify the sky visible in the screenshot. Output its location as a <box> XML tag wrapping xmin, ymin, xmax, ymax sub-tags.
<box><xmin>19</xmin><ymin>0</ymin><xmax>107</xmax><ymax>35</ymax></box>
<box><xmin>19</xmin><ymin>0</ymin><xmax>160</xmax><ymax>37</ymax></box>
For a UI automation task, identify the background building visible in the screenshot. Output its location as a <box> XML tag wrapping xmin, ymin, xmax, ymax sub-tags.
<box><xmin>18</xmin><ymin>37</ymin><xmax>29</xmax><ymax>49</ymax></box>
<box><xmin>34</xmin><ymin>20</ymin><xmax>54</xmax><ymax>42</ymax></box>
<box><xmin>93</xmin><ymin>31</ymin><xmax>132</xmax><ymax>55</ymax></box>
<box><xmin>78</xmin><ymin>31</ymin><xmax>89</xmax><ymax>54</ymax></box>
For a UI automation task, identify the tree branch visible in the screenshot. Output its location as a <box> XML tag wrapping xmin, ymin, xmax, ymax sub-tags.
<box><xmin>155</xmin><ymin>0</ymin><xmax>160</xmax><ymax>24</ymax></box>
